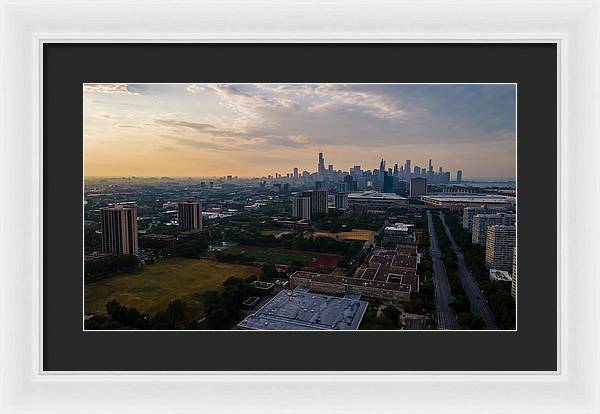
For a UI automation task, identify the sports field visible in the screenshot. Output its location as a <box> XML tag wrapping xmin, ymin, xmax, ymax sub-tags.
<box><xmin>313</xmin><ymin>228</ymin><xmax>376</xmax><ymax>241</ymax></box>
<box><xmin>84</xmin><ymin>258</ymin><xmax>258</xmax><ymax>316</ymax></box>
<box><xmin>228</xmin><ymin>246</ymin><xmax>339</xmax><ymax>269</ymax></box>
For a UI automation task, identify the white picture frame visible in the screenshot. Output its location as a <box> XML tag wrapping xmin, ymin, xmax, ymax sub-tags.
<box><xmin>1</xmin><ymin>0</ymin><xmax>599</xmax><ymax>413</ymax></box>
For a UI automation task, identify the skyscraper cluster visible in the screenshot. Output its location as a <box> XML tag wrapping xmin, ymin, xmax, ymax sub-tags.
<box><xmin>269</xmin><ymin>152</ymin><xmax>463</xmax><ymax>194</ymax></box>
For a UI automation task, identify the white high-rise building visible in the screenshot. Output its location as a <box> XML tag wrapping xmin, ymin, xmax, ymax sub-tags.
<box><xmin>100</xmin><ymin>205</ymin><xmax>138</xmax><ymax>255</ymax></box>
<box><xmin>472</xmin><ymin>213</ymin><xmax>516</xmax><ymax>246</ymax></box>
<box><xmin>485</xmin><ymin>225</ymin><xmax>516</xmax><ymax>271</ymax></box>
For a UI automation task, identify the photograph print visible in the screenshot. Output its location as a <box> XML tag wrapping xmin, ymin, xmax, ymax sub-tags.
<box><xmin>83</xmin><ymin>83</ymin><xmax>516</xmax><ymax>331</ymax></box>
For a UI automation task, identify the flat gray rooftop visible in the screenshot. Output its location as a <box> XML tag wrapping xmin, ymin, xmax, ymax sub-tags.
<box><xmin>237</xmin><ymin>288</ymin><xmax>368</xmax><ymax>330</ymax></box>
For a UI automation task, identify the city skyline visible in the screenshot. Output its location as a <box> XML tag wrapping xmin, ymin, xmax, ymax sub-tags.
<box><xmin>84</xmin><ymin>83</ymin><xmax>516</xmax><ymax>179</ymax></box>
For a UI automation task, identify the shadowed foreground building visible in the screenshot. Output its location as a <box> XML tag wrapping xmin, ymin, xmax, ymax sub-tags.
<box><xmin>100</xmin><ymin>205</ymin><xmax>138</xmax><ymax>255</ymax></box>
<box><xmin>238</xmin><ymin>286</ymin><xmax>368</xmax><ymax>330</ymax></box>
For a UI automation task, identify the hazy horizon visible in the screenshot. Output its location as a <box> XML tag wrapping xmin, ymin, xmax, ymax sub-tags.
<box><xmin>84</xmin><ymin>83</ymin><xmax>516</xmax><ymax>180</ymax></box>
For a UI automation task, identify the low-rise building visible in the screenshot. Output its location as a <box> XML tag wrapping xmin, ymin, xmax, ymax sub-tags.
<box><xmin>421</xmin><ymin>193</ymin><xmax>514</xmax><ymax>211</ymax></box>
<box><xmin>238</xmin><ymin>287</ymin><xmax>369</xmax><ymax>330</ymax></box>
<box><xmin>290</xmin><ymin>271</ymin><xmax>411</xmax><ymax>303</ymax></box>
<box><xmin>139</xmin><ymin>233</ymin><xmax>177</xmax><ymax>249</ymax></box>
<box><xmin>347</xmin><ymin>191</ymin><xmax>407</xmax><ymax>209</ymax></box>
<box><xmin>383</xmin><ymin>223</ymin><xmax>415</xmax><ymax>244</ymax></box>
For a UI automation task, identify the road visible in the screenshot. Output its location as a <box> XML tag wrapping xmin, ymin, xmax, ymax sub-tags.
<box><xmin>426</xmin><ymin>211</ymin><xmax>459</xmax><ymax>330</ymax></box>
<box><xmin>439</xmin><ymin>212</ymin><xmax>499</xmax><ymax>330</ymax></box>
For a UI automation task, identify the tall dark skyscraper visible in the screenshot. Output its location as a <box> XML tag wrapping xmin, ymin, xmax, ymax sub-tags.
<box><xmin>302</xmin><ymin>189</ymin><xmax>328</xmax><ymax>215</ymax></box>
<box><xmin>178</xmin><ymin>201</ymin><xmax>203</xmax><ymax>231</ymax></box>
<box><xmin>405</xmin><ymin>160</ymin><xmax>411</xmax><ymax>179</ymax></box>
<box><xmin>393</xmin><ymin>163</ymin><xmax>399</xmax><ymax>177</ymax></box>
<box><xmin>318</xmin><ymin>152</ymin><xmax>325</xmax><ymax>176</ymax></box>
<box><xmin>382</xmin><ymin>172</ymin><xmax>394</xmax><ymax>193</ymax></box>
<box><xmin>456</xmin><ymin>170</ymin><xmax>463</xmax><ymax>183</ymax></box>
<box><xmin>100</xmin><ymin>205</ymin><xmax>138</xmax><ymax>255</ymax></box>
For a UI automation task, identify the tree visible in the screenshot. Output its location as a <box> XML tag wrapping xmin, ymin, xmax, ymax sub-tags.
<box><xmin>450</xmin><ymin>295</ymin><xmax>471</xmax><ymax>313</ymax></box>
<box><xmin>167</xmin><ymin>300</ymin><xmax>188</xmax><ymax>323</ymax></box>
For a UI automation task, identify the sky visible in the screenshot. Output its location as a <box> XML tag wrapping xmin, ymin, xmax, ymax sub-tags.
<box><xmin>84</xmin><ymin>83</ymin><xmax>516</xmax><ymax>180</ymax></box>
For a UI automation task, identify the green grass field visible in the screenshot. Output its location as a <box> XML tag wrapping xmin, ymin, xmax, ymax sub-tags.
<box><xmin>227</xmin><ymin>246</ymin><xmax>340</xmax><ymax>269</ymax></box>
<box><xmin>84</xmin><ymin>258</ymin><xmax>258</xmax><ymax>316</ymax></box>
<box><xmin>232</xmin><ymin>247</ymin><xmax>317</xmax><ymax>265</ymax></box>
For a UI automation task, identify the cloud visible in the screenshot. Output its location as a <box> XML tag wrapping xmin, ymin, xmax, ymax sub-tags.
<box><xmin>154</xmin><ymin>119</ymin><xmax>217</xmax><ymax>131</ymax></box>
<box><xmin>84</xmin><ymin>83</ymin><xmax>141</xmax><ymax>95</ymax></box>
<box><xmin>154</xmin><ymin>116</ymin><xmax>311</xmax><ymax>149</ymax></box>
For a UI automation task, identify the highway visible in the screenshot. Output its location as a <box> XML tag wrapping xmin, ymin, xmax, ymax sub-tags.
<box><xmin>439</xmin><ymin>212</ymin><xmax>499</xmax><ymax>330</ymax></box>
<box><xmin>426</xmin><ymin>211</ymin><xmax>459</xmax><ymax>330</ymax></box>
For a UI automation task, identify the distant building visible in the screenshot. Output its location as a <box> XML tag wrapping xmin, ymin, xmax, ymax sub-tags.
<box><xmin>456</xmin><ymin>170</ymin><xmax>463</xmax><ymax>183</ymax></box>
<box><xmin>472</xmin><ymin>213</ymin><xmax>516</xmax><ymax>246</ymax></box>
<box><xmin>140</xmin><ymin>233</ymin><xmax>177</xmax><ymax>249</ymax></box>
<box><xmin>462</xmin><ymin>206</ymin><xmax>506</xmax><ymax>232</ymax></box>
<box><xmin>382</xmin><ymin>173</ymin><xmax>394</xmax><ymax>193</ymax></box>
<box><xmin>383</xmin><ymin>223</ymin><xmax>415</xmax><ymax>244</ymax></box>
<box><xmin>292</xmin><ymin>196</ymin><xmax>312</xmax><ymax>220</ymax></box>
<box><xmin>511</xmin><ymin>247</ymin><xmax>517</xmax><ymax>299</ymax></box>
<box><xmin>409</xmin><ymin>177</ymin><xmax>427</xmax><ymax>198</ymax></box>
<box><xmin>178</xmin><ymin>201</ymin><xmax>203</xmax><ymax>231</ymax></box>
<box><xmin>334</xmin><ymin>193</ymin><xmax>349</xmax><ymax>210</ymax></box>
<box><xmin>100</xmin><ymin>205</ymin><xmax>138</xmax><ymax>255</ymax></box>
<box><xmin>347</xmin><ymin>191</ymin><xmax>407</xmax><ymax>209</ymax></box>
<box><xmin>336</xmin><ymin>182</ymin><xmax>349</xmax><ymax>193</ymax></box>
<box><xmin>302</xmin><ymin>189</ymin><xmax>328</xmax><ymax>215</ymax></box>
<box><xmin>421</xmin><ymin>193</ymin><xmax>514</xmax><ymax>211</ymax></box>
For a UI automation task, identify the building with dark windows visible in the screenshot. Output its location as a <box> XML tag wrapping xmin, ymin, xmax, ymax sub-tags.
<box><xmin>382</xmin><ymin>172</ymin><xmax>394</xmax><ymax>193</ymax></box>
<box><xmin>178</xmin><ymin>201</ymin><xmax>203</xmax><ymax>231</ymax></box>
<box><xmin>485</xmin><ymin>225</ymin><xmax>516</xmax><ymax>271</ymax></box>
<box><xmin>292</xmin><ymin>196</ymin><xmax>312</xmax><ymax>220</ymax></box>
<box><xmin>334</xmin><ymin>193</ymin><xmax>349</xmax><ymax>210</ymax></box>
<box><xmin>409</xmin><ymin>177</ymin><xmax>427</xmax><ymax>198</ymax></box>
<box><xmin>302</xmin><ymin>188</ymin><xmax>328</xmax><ymax>215</ymax></box>
<box><xmin>472</xmin><ymin>213</ymin><xmax>516</xmax><ymax>246</ymax></box>
<box><xmin>100</xmin><ymin>205</ymin><xmax>138</xmax><ymax>255</ymax></box>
